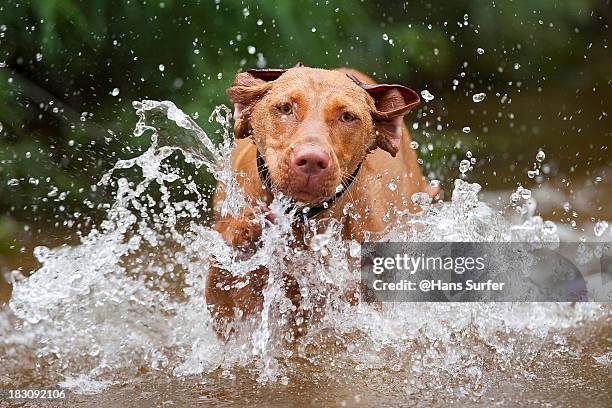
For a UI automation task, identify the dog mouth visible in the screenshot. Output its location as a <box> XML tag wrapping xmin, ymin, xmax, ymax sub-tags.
<box><xmin>288</xmin><ymin>188</ymin><xmax>330</xmax><ymax>205</ymax></box>
<box><xmin>285</xmin><ymin>179</ymin><xmax>337</xmax><ymax>205</ymax></box>
<box><xmin>264</xmin><ymin>166</ymin><xmax>336</xmax><ymax>205</ymax></box>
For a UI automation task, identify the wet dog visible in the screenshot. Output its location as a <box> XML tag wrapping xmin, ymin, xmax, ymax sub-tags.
<box><xmin>205</xmin><ymin>65</ymin><xmax>437</xmax><ymax>337</ymax></box>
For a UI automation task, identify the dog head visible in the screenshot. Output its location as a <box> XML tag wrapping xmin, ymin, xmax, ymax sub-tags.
<box><xmin>227</xmin><ymin>65</ymin><xmax>419</xmax><ymax>205</ymax></box>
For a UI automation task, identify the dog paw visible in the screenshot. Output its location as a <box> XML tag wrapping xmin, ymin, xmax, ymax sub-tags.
<box><xmin>427</xmin><ymin>182</ymin><xmax>441</xmax><ymax>199</ymax></box>
<box><xmin>224</xmin><ymin>203</ymin><xmax>273</xmax><ymax>250</ymax></box>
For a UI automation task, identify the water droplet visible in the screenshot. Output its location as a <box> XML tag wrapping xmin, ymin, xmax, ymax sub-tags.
<box><xmin>342</xmin><ymin>203</ymin><xmax>353</xmax><ymax>215</ymax></box>
<box><xmin>462</xmin><ymin>126</ymin><xmax>471</xmax><ymax>133</ymax></box>
<box><xmin>472</xmin><ymin>93</ymin><xmax>486</xmax><ymax>103</ymax></box>
<box><xmin>466</xmin><ymin>151</ymin><xmax>472</xmax><ymax>158</ymax></box>
<box><xmin>520</xmin><ymin>188</ymin><xmax>532</xmax><ymax>200</ymax></box>
<box><xmin>542</xmin><ymin>220</ymin><xmax>557</xmax><ymax>235</ymax></box>
<box><xmin>420</xmin><ymin>90</ymin><xmax>434</xmax><ymax>102</ymax></box>
<box><xmin>247</xmin><ymin>46</ymin><xmax>256</xmax><ymax>55</ymax></box>
<box><xmin>459</xmin><ymin>159</ymin><xmax>471</xmax><ymax>174</ymax></box>
<box><xmin>387</xmin><ymin>181</ymin><xmax>397</xmax><ymax>191</ymax></box>
<box><xmin>335</xmin><ymin>184</ymin><xmax>345</xmax><ymax>194</ymax></box>
<box><xmin>256</xmin><ymin>19</ymin><xmax>263</xmax><ymax>26</ymax></box>
<box><xmin>562</xmin><ymin>202</ymin><xmax>571</xmax><ymax>212</ymax></box>
<box><xmin>349</xmin><ymin>241</ymin><xmax>361</xmax><ymax>258</ymax></box>
<box><xmin>382</xmin><ymin>33</ymin><xmax>389</xmax><ymax>41</ymax></box>
<box><xmin>429</xmin><ymin>179</ymin><xmax>440</xmax><ymax>188</ymax></box>
<box><xmin>217</xmin><ymin>73</ymin><xmax>223</xmax><ymax>79</ymax></box>
<box><xmin>311</xmin><ymin>233</ymin><xmax>330</xmax><ymax>251</ymax></box>
<box><xmin>527</xmin><ymin>169</ymin><xmax>539</xmax><ymax>178</ymax></box>
<box><xmin>311</xmin><ymin>27</ymin><xmax>317</xmax><ymax>33</ymax></box>
<box><xmin>242</xmin><ymin>7</ymin><xmax>250</xmax><ymax>17</ymax></box>
<box><xmin>7</xmin><ymin>178</ymin><xmax>19</xmax><ymax>186</ymax></box>
<box><xmin>409</xmin><ymin>141</ymin><xmax>419</xmax><ymax>150</ymax></box>
<box><xmin>467</xmin><ymin>366</ymin><xmax>482</xmax><ymax>380</ymax></box>
<box><xmin>594</xmin><ymin>221</ymin><xmax>608</xmax><ymax>237</ymax></box>
<box><xmin>35</xmin><ymin>52</ymin><xmax>43</xmax><ymax>61</ymax></box>
<box><xmin>158</xmin><ymin>64</ymin><xmax>165</xmax><ymax>72</ymax></box>
<box><xmin>256</xmin><ymin>53</ymin><xmax>267</xmax><ymax>68</ymax></box>
<box><xmin>510</xmin><ymin>191</ymin><xmax>520</xmax><ymax>204</ymax></box>
<box><xmin>476</xmin><ymin>47</ymin><xmax>485</xmax><ymax>55</ymax></box>
<box><xmin>536</xmin><ymin>150</ymin><xmax>545</xmax><ymax>162</ymax></box>
<box><xmin>0</xmin><ymin>122</ymin><xmax>3</xmax><ymax>134</ymax></box>
<box><xmin>514</xmin><ymin>63</ymin><xmax>521</xmax><ymax>70</ymax></box>
<box><xmin>110</xmin><ymin>88</ymin><xmax>120</xmax><ymax>97</ymax></box>
<box><xmin>411</xmin><ymin>192</ymin><xmax>432</xmax><ymax>208</ymax></box>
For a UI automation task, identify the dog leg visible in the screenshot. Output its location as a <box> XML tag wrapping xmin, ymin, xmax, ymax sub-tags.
<box><xmin>205</xmin><ymin>204</ymin><xmax>272</xmax><ymax>338</ymax></box>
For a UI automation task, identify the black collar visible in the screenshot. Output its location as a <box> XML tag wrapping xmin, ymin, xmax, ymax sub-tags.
<box><xmin>256</xmin><ymin>148</ymin><xmax>362</xmax><ymax>224</ymax></box>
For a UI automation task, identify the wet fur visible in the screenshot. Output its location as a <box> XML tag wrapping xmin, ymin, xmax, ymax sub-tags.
<box><xmin>205</xmin><ymin>67</ymin><xmax>437</xmax><ymax>338</ymax></box>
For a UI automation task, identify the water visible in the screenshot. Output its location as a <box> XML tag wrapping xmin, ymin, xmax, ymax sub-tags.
<box><xmin>0</xmin><ymin>101</ymin><xmax>609</xmax><ymax>406</ymax></box>
<box><xmin>420</xmin><ymin>90</ymin><xmax>435</xmax><ymax>102</ymax></box>
<box><xmin>471</xmin><ymin>93</ymin><xmax>486</xmax><ymax>103</ymax></box>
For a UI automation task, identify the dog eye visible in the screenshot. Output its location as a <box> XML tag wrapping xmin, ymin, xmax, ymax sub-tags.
<box><xmin>340</xmin><ymin>112</ymin><xmax>355</xmax><ymax>122</ymax></box>
<box><xmin>277</xmin><ymin>103</ymin><xmax>292</xmax><ymax>115</ymax></box>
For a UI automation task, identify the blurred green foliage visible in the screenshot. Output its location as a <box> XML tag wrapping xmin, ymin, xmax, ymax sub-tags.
<box><xmin>0</xmin><ymin>0</ymin><xmax>610</xmax><ymax>239</ymax></box>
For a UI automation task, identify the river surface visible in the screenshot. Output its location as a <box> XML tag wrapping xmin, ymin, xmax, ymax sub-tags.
<box><xmin>0</xmin><ymin>99</ymin><xmax>610</xmax><ymax>407</ymax></box>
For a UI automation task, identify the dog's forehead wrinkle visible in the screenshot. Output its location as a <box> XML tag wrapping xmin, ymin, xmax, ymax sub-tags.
<box><xmin>281</xmin><ymin>68</ymin><xmax>365</xmax><ymax>94</ymax></box>
<box><xmin>301</xmin><ymin>92</ymin><xmax>365</xmax><ymax>119</ymax></box>
<box><xmin>271</xmin><ymin>71</ymin><xmax>370</xmax><ymax>118</ymax></box>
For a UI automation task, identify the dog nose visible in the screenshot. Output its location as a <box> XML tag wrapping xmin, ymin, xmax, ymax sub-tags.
<box><xmin>292</xmin><ymin>146</ymin><xmax>330</xmax><ymax>176</ymax></box>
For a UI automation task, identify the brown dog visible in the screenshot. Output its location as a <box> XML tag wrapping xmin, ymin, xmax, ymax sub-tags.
<box><xmin>205</xmin><ymin>65</ymin><xmax>437</xmax><ymax>337</ymax></box>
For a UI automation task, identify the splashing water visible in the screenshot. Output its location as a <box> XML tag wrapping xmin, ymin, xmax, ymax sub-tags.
<box><xmin>420</xmin><ymin>89</ymin><xmax>435</xmax><ymax>102</ymax></box>
<box><xmin>0</xmin><ymin>101</ymin><xmax>608</xmax><ymax>404</ymax></box>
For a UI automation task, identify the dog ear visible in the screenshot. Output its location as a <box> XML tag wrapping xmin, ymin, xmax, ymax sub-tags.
<box><xmin>347</xmin><ymin>74</ymin><xmax>420</xmax><ymax>157</ymax></box>
<box><xmin>368</xmin><ymin>84</ymin><xmax>420</xmax><ymax>157</ymax></box>
<box><xmin>246</xmin><ymin>62</ymin><xmax>303</xmax><ymax>81</ymax></box>
<box><xmin>226</xmin><ymin>72</ymin><xmax>273</xmax><ymax>138</ymax></box>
